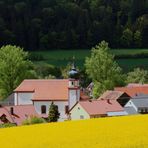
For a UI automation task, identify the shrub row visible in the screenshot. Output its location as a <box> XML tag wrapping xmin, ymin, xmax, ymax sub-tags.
<box><xmin>115</xmin><ymin>53</ymin><xmax>148</xmax><ymax>59</ymax></box>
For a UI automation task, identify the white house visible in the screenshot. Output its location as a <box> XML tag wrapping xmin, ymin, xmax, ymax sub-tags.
<box><xmin>124</xmin><ymin>94</ymin><xmax>148</xmax><ymax>114</ymax></box>
<box><xmin>14</xmin><ymin>65</ymin><xmax>81</xmax><ymax>121</ymax></box>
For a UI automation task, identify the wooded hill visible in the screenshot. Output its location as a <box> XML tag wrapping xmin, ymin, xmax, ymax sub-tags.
<box><xmin>0</xmin><ymin>0</ymin><xmax>147</xmax><ymax>50</ymax></box>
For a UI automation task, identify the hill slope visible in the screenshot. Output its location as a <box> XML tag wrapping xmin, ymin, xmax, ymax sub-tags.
<box><xmin>0</xmin><ymin>115</ymin><xmax>148</xmax><ymax>148</ymax></box>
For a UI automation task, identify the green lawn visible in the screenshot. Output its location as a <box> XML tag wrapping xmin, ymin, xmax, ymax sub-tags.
<box><xmin>31</xmin><ymin>49</ymin><xmax>148</xmax><ymax>71</ymax></box>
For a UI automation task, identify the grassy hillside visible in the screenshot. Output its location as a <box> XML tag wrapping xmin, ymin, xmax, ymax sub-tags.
<box><xmin>0</xmin><ymin>115</ymin><xmax>148</xmax><ymax>148</ymax></box>
<box><xmin>31</xmin><ymin>49</ymin><xmax>148</xmax><ymax>71</ymax></box>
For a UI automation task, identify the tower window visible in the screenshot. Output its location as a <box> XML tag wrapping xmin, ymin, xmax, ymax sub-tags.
<box><xmin>41</xmin><ymin>105</ymin><xmax>46</xmax><ymax>114</ymax></box>
<box><xmin>71</xmin><ymin>81</ymin><xmax>74</xmax><ymax>86</ymax></box>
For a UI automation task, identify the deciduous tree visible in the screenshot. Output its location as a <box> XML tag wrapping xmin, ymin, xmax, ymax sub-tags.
<box><xmin>126</xmin><ymin>68</ymin><xmax>148</xmax><ymax>84</ymax></box>
<box><xmin>85</xmin><ymin>41</ymin><xmax>124</xmax><ymax>98</ymax></box>
<box><xmin>0</xmin><ymin>45</ymin><xmax>36</xmax><ymax>98</ymax></box>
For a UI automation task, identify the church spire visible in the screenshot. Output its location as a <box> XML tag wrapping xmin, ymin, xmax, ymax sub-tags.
<box><xmin>68</xmin><ymin>56</ymin><xmax>79</xmax><ymax>79</ymax></box>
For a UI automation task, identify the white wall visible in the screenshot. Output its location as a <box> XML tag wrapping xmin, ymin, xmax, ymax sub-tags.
<box><xmin>33</xmin><ymin>101</ymin><xmax>68</xmax><ymax>121</ymax></box>
<box><xmin>15</xmin><ymin>92</ymin><xmax>33</xmax><ymax>105</ymax></box>
<box><xmin>69</xmin><ymin>89</ymin><xmax>80</xmax><ymax>109</ymax></box>
<box><xmin>70</xmin><ymin>103</ymin><xmax>90</xmax><ymax>120</ymax></box>
<box><xmin>125</xmin><ymin>100</ymin><xmax>138</xmax><ymax>111</ymax></box>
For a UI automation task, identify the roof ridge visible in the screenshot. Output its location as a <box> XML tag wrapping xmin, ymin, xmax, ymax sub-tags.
<box><xmin>24</xmin><ymin>79</ymin><xmax>69</xmax><ymax>81</ymax></box>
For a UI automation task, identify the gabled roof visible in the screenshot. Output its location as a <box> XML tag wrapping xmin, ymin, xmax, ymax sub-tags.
<box><xmin>14</xmin><ymin>79</ymin><xmax>69</xmax><ymax>101</ymax></box>
<box><xmin>98</xmin><ymin>90</ymin><xmax>128</xmax><ymax>100</ymax></box>
<box><xmin>0</xmin><ymin>105</ymin><xmax>39</xmax><ymax>125</ymax></box>
<box><xmin>115</xmin><ymin>86</ymin><xmax>148</xmax><ymax>97</ymax></box>
<box><xmin>78</xmin><ymin>100</ymin><xmax>124</xmax><ymax>116</ymax></box>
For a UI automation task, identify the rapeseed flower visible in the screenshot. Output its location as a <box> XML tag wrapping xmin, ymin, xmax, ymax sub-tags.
<box><xmin>0</xmin><ymin>115</ymin><xmax>147</xmax><ymax>148</ymax></box>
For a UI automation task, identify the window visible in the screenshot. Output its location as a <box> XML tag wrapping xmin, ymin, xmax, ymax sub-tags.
<box><xmin>41</xmin><ymin>105</ymin><xmax>46</xmax><ymax>114</ymax></box>
<box><xmin>71</xmin><ymin>81</ymin><xmax>74</xmax><ymax>86</ymax></box>
<box><xmin>80</xmin><ymin>115</ymin><xmax>84</xmax><ymax>119</ymax></box>
<box><xmin>65</xmin><ymin>105</ymin><xmax>69</xmax><ymax>114</ymax></box>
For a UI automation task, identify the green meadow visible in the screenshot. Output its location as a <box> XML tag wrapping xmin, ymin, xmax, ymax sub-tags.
<box><xmin>31</xmin><ymin>49</ymin><xmax>148</xmax><ymax>71</ymax></box>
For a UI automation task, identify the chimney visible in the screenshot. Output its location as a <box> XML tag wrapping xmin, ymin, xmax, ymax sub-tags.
<box><xmin>89</xmin><ymin>99</ymin><xmax>92</xmax><ymax>102</ymax></box>
<box><xmin>107</xmin><ymin>99</ymin><xmax>112</xmax><ymax>104</ymax></box>
<box><xmin>10</xmin><ymin>107</ymin><xmax>14</xmax><ymax>115</ymax></box>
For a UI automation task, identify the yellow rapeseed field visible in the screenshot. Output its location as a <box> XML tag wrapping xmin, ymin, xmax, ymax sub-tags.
<box><xmin>0</xmin><ymin>115</ymin><xmax>148</xmax><ymax>148</ymax></box>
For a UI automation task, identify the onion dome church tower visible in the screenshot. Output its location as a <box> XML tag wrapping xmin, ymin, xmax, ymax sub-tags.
<box><xmin>68</xmin><ymin>59</ymin><xmax>80</xmax><ymax>109</ymax></box>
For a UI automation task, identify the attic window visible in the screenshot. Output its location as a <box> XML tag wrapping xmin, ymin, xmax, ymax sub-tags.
<box><xmin>41</xmin><ymin>105</ymin><xmax>46</xmax><ymax>114</ymax></box>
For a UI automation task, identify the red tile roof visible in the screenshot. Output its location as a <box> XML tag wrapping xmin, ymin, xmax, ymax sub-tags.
<box><xmin>115</xmin><ymin>86</ymin><xmax>148</xmax><ymax>97</ymax></box>
<box><xmin>127</xmin><ymin>83</ymin><xmax>148</xmax><ymax>87</ymax></box>
<box><xmin>80</xmin><ymin>91</ymin><xmax>90</xmax><ymax>101</ymax></box>
<box><xmin>0</xmin><ymin>105</ymin><xmax>39</xmax><ymax>125</ymax></box>
<box><xmin>98</xmin><ymin>90</ymin><xmax>125</xmax><ymax>100</ymax></box>
<box><xmin>79</xmin><ymin>100</ymin><xmax>124</xmax><ymax>115</ymax></box>
<box><xmin>15</xmin><ymin>79</ymin><xmax>69</xmax><ymax>101</ymax></box>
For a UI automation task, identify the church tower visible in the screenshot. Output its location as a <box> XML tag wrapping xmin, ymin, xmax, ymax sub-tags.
<box><xmin>68</xmin><ymin>61</ymin><xmax>80</xmax><ymax>109</ymax></box>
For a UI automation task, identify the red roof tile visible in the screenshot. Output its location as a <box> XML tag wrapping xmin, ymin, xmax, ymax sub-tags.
<box><xmin>0</xmin><ymin>105</ymin><xmax>39</xmax><ymax>125</ymax></box>
<box><xmin>115</xmin><ymin>86</ymin><xmax>148</xmax><ymax>97</ymax></box>
<box><xmin>79</xmin><ymin>100</ymin><xmax>124</xmax><ymax>115</ymax></box>
<box><xmin>98</xmin><ymin>90</ymin><xmax>125</xmax><ymax>100</ymax></box>
<box><xmin>15</xmin><ymin>79</ymin><xmax>69</xmax><ymax>101</ymax></box>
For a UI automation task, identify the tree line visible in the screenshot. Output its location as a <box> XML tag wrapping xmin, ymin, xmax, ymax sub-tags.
<box><xmin>0</xmin><ymin>0</ymin><xmax>147</xmax><ymax>50</ymax></box>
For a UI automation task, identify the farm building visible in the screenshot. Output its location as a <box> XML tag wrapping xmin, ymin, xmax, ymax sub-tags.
<box><xmin>69</xmin><ymin>100</ymin><xmax>127</xmax><ymax>120</ymax></box>
<box><xmin>125</xmin><ymin>94</ymin><xmax>148</xmax><ymax>115</ymax></box>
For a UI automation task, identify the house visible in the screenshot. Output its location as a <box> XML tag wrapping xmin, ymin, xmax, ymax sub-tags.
<box><xmin>13</xmin><ymin>64</ymin><xmax>84</xmax><ymax>121</ymax></box>
<box><xmin>98</xmin><ymin>90</ymin><xmax>131</xmax><ymax>106</ymax></box>
<box><xmin>0</xmin><ymin>105</ymin><xmax>39</xmax><ymax>125</ymax></box>
<box><xmin>115</xmin><ymin>86</ymin><xmax>148</xmax><ymax>97</ymax></box>
<box><xmin>124</xmin><ymin>94</ymin><xmax>148</xmax><ymax>115</ymax></box>
<box><xmin>70</xmin><ymin>100</ymin><xmax>127</xmax><ymax>120</ymax></box>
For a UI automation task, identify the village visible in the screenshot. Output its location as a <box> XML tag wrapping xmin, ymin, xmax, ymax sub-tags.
<box><xmin>0</xmin><ymin>62</ymin><xmax>148</xmax><ymax>126</ymax></box>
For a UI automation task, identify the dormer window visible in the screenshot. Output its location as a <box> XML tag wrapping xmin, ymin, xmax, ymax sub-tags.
<box><xmin>41</xmin><ymin>105</ymin><xmax>46</xmax><ymax>114</ymax></box>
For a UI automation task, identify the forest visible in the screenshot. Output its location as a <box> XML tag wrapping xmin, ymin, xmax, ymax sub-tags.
<box><xmin>0</xmin><ymin>0</ymin><xmax>147</xmax><ymax>50</ymax></box>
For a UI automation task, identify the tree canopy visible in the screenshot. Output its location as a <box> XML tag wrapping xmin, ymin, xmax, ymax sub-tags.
<box><xmin>0</xmin><ymin>45</ymin><xmax>36</xmax><ymax>98</ymax></box>
<box><xmin>85</xmin><ymin>41</ymin><xmax>125</xmax><ymax>98</ymax></box>
<box><xmin>126</xmin><ymin>68</ymin><xmax>148</xmax><ymax>84</ymax></box>
<box><xmin>0</xmin><ymin>0</ymin><xmax>147</xmax><ymax>50</ymax></box>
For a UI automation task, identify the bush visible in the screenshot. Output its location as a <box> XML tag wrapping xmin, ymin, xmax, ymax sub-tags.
<box><xmin>22</xmin><ymin>117</ymin><xmax>46</xmax><ymax>125</ymax></box>
<box><xmin>0</xmin><ymin>123</ymin><xmax>16</xmax><ymax>128</ymax></box>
